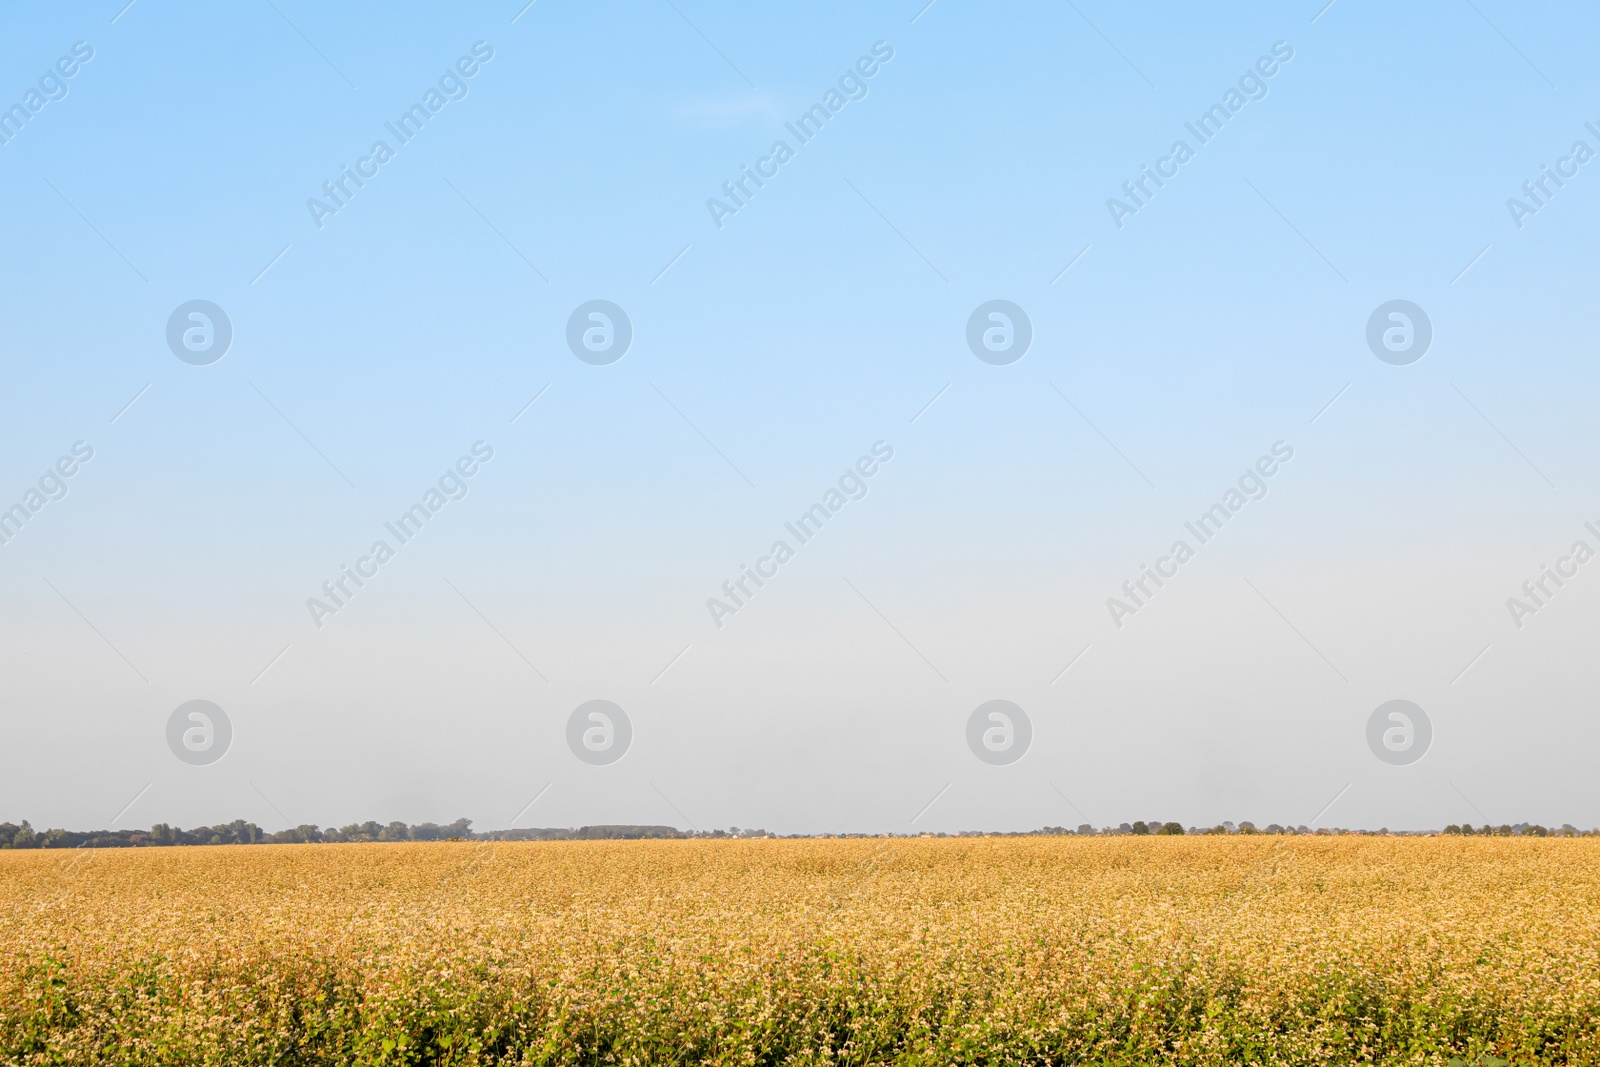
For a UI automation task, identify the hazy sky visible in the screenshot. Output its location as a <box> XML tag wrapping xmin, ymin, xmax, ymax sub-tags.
<box><xmin>2</xmin><ymin>1</ymin><xmax>1597</xmax><ymax>834</ymax></box>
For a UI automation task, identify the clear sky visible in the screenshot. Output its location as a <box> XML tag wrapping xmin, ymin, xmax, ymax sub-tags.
<box><xmin>2</xmin><ymin>0</ymin><xmax>1597</xmax><ymax>834</ymax></box>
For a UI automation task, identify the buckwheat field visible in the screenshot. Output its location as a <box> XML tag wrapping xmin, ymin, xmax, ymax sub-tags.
<box><xmin>4</xmin><ymin>837</ymin><xmax>1598</xmax><ymax>1066</ymax></box>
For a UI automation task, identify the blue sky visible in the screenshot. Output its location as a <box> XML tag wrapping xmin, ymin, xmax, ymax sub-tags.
<box><xmin>2</xmin><ymin>0</ymin><xmax>1598</xmax><ymax>834</ymax></box>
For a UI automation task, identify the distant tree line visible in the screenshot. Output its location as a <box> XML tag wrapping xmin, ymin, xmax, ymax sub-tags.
<box><xmin>0</xmin><ymin>820</ymin><xmax>772</xmax><ymax>849</ymax></box>
<box><xmin>2</xmin><ymin>818</ymin><xmax>1593</xmax><ymax>849</ymax></box>
<box><xmin>1009</xmin><ymin>821</ymin><xmax>1595</xmax><ymax>837</ymax></box>
<box><xmin>0</xmin><ymin>818</ymin><xmax>476</xmax><ymax>849</ymax></box>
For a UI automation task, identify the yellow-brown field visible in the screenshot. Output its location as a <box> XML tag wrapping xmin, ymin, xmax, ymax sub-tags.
<box><xmin>3</xmin><ymin>837</ymin><xmax>1599</xmax><ymax>1065</ymax></box>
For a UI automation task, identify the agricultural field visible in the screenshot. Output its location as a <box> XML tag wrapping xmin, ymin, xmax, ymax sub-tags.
<box><xmin>3</xmin><ymin>837</ymin><xmax>1599</xmax><ymax>1065</ymax></box>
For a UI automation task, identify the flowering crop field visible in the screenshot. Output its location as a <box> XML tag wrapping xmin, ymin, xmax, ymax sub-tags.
<box><xmin>3</xmin><ymin>837</ymin><xmax>1598</xmax><ymax>1065</ymax></box>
